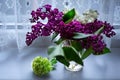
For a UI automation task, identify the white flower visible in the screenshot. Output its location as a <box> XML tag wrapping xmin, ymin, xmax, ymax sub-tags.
<box><xmin>82</xmin><ymin>9</ymin><xmax>99</xmax><ymax>23</ymax></box>
<box><xmin>74</xmin><ymin>9</ymin><xmax>99</xmax><ymax>24</ymax></box>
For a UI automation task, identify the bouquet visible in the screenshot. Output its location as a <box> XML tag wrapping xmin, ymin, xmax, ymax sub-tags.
<box><xmin>26</xmin><ymin>4</ymin><xmax>116</xmax><ymax>75</ymax></box>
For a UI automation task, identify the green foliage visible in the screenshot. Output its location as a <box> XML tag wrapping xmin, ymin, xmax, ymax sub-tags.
<box><xmin>51</xmin><ymin>32</ymin><xmax>58</xmax><ymax>41</ymax></box>
<box><xmin>54</xmin><ymin>38</ymin><xmax>64</xmax><ymax>45</ymax></box>
<box><xmin>48</xmin><ymin>44</ymin><xmax>70</xmax><ymax>66</ymax></box>
<box><xmin>103</xmin><ymin>47</ymin><xmax>111</xmax><ymax>53</ymax></box>
<box><xmin>70</xmin><ymin>40</ymin><xmax>82</xmax><ymax>53</ymax></box>
<box><xmin>63</xmin><ymin>8</ymin><xmax>75</xmax><ymax>23</ymax></box>
<box><xmin>48</xmin><ymin>44</ymin><xmax>84</xmax><ymax>66</ymax></box>
<box><xmin>47</xmin><ymin>39</ymin><xmax>112</xmax><ymax>67</ymax></box>
<box><xmin>50</xmin><ymin>58</ymin><xmax>57</xmax><ymax>66</ymax></box>
<box><xmin>32</xmin><ymin>56</ymin><xmax>52</xmax><ymax>76</ymax></box>
<box><xmin>94</xmin><ymin>26</ymin><xmax>104</xmax><ymax>35</ymax></box>
<box><xmin>73</xmin><ymin>33</ymin><xmax>92</xmax><ymax>39</ymax></box>
<box><xmin>48</xmin><ymin>45</ymin><xmax>64</xmax><ymax>59</ymax></box>
<box><xmin>73</xmin><ymin>26</ymin><xmax>104</xmax><ymax>39</ymax></box>
<box><xmin>93</xmin><ymin>47</ymin><xmax>111</xmax><ymax>55</ymax></box>
<box><xmin>62</xmin><ymin>46</ymin><xmax>83</xmax><ymax>66</ymax></box>
<box><xmin>81</xmin><ymin>47</ymin><xmax>93</xmax><ymax>60</ymax></box>
<box><xmin>56</xmin><ymin>56</ymin><xmax>70</xmax><ymax>66</ymax></box>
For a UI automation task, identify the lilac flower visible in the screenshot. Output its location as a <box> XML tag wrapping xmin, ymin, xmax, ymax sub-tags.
<box><xmin>81</xmin><ymin>35</ymin><xmax>106</xmax><ymax>54</ymax></box>
<box><xmin>26</xmin><ymin>22</ymin><xmax>43</xmax><ymax>46</ymax></box>
<box><xmin>55</xmin><ymin>20</ymin><xmax>84</xmax><ymax>39</ymax></box>
<box><xmin>103</xmin><ymin>21</ymin><xmax>116</xmax><ymax>37</ymax></box>
<box><xmin>83</xmin><ymin>19</ymin><xmax>116</xmax><ymax>37</ymax></box>
<box><xmin>26</xmin><ymin>4</ymin><xmax>63</xmax><ymax>46</ymax></box>
<box><xmin>26</xmin><ymin>4</ymin><xmax>116</xmax><ymax>56</ymax></box>
<box><xmin>43</xmin><ymin>4</ymin><xmax>51</xmax><ymax>11</ymax></box>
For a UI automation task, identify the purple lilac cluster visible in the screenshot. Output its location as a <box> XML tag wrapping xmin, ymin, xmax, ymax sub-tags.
<box><xmin>82</xmin><ymin>19</ymin><xmax>116</xmax><ymax>38</ymax></box>
<box><xmin>26</xmin><ymin>4</ymin><xmax>63</xmax><ymax>46</ymax></box>
<box><xmin>78</xmin><ymin>20</ymin><xmax>116</xmax><ymax>54</ymax></box>
<box><xmin>55</xmin><ymin>20</ymin><xmax>83</xmax><ymax>39</ymax></box>
<box><xmin>26</xmin><ymin>4</ymin><xmax>116</xmax><ymax>54</ymax></box>
<box><xmin>54</xmin><ymin>19</ymin><xmax>115</xmax><ymax>54</ymax></box>
<box><xmin>80</xmin><ymin>35</ymin><xmax>106</xmax><ymax>54</ymax></box>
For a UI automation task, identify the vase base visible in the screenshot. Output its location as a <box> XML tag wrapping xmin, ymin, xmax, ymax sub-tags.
<box><xmin>65</xmin><ymin>61</ymin><xmax>83</xmax><ymax>72</ymax></box>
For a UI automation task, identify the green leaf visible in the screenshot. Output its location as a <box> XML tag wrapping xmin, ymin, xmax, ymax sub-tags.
<box><xmin>52</xmin><ymin>32</ymin><xmax>58</xmax><ymax>41</ymax></box>
<box><xmin>98</xmin><ymin>47</ymin><xmax>111</xmax><ymax>55</ymax></box>
<box><xmin>63</xmin><ymin>8</ymin><xmax>76</xmax><ymax>23</ymax></box>
<box><xmin>70</xmin><ymin>40</ymin><xmax>82</xmax><ymax>53</ymax></box>
<box><xmin>48</xmin><ymin>45</ymin><xmax>70</xmax><ymax>67</ymax></box>
<box><xmin>73</xmin><ymin>33</ymin><xmax>92</xmax><ymax>39</ymax></box>
<box><xmin>50</xmin><ymin>58</ymin><xmax>57</xmax><ymax>66</ymax></box>
<box><xmin>62</xmin><ymin>46</ymin><xmax>83</xmax><ymax>66</ymax></box>
<box><xmin>103</xmin><ymin>47</ymin><xmax>111</xmax><ymax>54</ymax></box>
<box><xmin>56</xmin><ymin>56</ymin><xmax>69</xmax><ymax>67</ymax></box>
<box><xmin>54</xmin><ymin>38</ymin><xmax>64</xmax><ymax>45</ymax></box>
<box><xmin>81</xmin><ymin>47</ymin><xmax>93</xmax><ymax>60</ymax></box>
<box><xmin>94</xmin><ymin>26</ymin><xmax>104</xmax><ymax>35</ymax></box>
<box><xmin>48</xmin><ymin>45</ymin><xmax>64</xmax><ymax>59</ymax></box>
<box><xmin>93</xmin><ymin>47</ymin><xmax>111</xmax><ymax>55</ymax></box>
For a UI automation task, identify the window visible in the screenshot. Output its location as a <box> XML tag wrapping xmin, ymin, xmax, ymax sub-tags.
<box><xmin>0</xmin><ymin>0</ymin><xmax>120</xmax><ymax>49</ymax></box>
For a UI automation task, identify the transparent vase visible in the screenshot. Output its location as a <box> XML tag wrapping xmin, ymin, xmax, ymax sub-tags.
<box><xmin>65</xmin><ymin>61</ymin><xmax>83</xmax><ymax>72</ymax></box>
<box><xmin>63</xmin><ymin>40</ymin><xmax>83</xmax><ymax>72</ymax></box>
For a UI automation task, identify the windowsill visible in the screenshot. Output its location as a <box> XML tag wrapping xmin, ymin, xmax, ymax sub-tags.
<box><xmin>0</xmin><ymin>47</ymin><xmax>120</xmax><ymax>79</ymax></box>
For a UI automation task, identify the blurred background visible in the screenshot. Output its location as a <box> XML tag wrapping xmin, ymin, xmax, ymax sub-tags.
<box><xmin>0</xmin><ymin>0</ymin><xmax>120</xmax><ymax>51</ymax></box>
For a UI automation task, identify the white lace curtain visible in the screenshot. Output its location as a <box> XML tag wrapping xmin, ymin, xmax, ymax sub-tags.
<box><xmin>0</xmin><ymin>0</ymin><xmax>120</xmax><ymax>51</ymax></box>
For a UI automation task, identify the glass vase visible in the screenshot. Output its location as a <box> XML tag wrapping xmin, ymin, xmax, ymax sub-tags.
<box><xmin>65</xmin><ymin>61</ymin><xmax>83</xmax><ymax>72</ymax></box>
<box><xmin>63</xmin><ymin>40</ymin><xmax>83</xmax><ymax>72</ymax></box>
